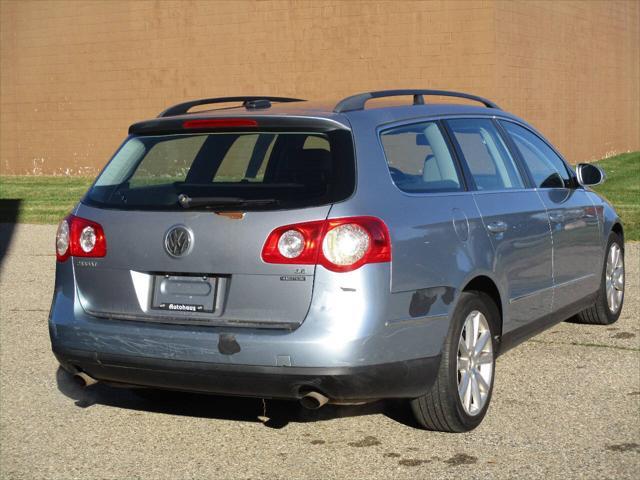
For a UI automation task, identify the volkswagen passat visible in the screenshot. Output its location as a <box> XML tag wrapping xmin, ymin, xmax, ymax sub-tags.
<box><xmin>49</xmin><ymin>91</ymin><xmax>625</xmax><ymax>431</ymax></box>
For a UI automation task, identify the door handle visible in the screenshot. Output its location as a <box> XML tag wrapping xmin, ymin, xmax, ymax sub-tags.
<box><xmin>487</xmin><ymin>221</ymin><xmax>508</xmax><ymax>234</ymax></box>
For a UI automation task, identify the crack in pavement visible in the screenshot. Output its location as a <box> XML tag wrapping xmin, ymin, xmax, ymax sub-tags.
<box><xmin>10</xmin><ymin>309</ymin><xmax>49</xmax><ymax>312</ymax></box>
<box><xmin>529</xmin><ymin>339</ymin><xmax>640</xmax><ymax>352</ymax></box>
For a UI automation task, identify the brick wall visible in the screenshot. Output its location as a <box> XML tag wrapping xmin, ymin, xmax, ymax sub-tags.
<box><xmin>494</xmin><ymin>0</ymin><xmax>640</xmax><ymax>163</ymax></box>
<box><xmin>0</xmin><ymin>0</ymin><xmax>638</xmax><ymax>174</ymax></box>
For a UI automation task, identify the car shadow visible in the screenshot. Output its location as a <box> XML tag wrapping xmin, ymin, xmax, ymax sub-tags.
<box><xmin>0</xmin><ymin>200</ymin><xmax>21</xmax><ymax>270</ymax></box>
<box><xmin>55</xmin><ymin>367</ymin><xmax>420</xmax><ymax>429</ymax></box>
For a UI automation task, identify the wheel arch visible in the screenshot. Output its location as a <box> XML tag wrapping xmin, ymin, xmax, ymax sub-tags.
<box><xmin>611</xmin><ymin>221</ymin><xmax>624</xmax><ymax>244</ymax></box>
<box><xmin>461</xmin><ymin>275</ymin><xmax>503</xmax><ymax>338</ymax></box>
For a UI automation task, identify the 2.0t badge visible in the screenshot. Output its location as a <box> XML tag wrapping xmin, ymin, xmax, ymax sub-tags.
<box><xmin>164</xmin><ymin>225</ymin><xmax>192</xmax><ymax>257</ymax></box>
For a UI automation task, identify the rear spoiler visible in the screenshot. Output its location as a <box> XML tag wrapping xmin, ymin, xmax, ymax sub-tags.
<box><xmin>128</xmin><ymin>116</ymin><xmax>350</xmax><ymax>135</ymax></box>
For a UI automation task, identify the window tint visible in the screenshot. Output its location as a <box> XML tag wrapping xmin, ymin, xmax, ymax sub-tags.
<box><xmin>500</xmin><ymin>121</ymin><xmax>571</xmax><ymax>189</ymax></box>
<box><xmin>380</xmin><ymin>121</ymin><xmax>462</xmax><ymax>193</ymax></box>
<box><xmin>447</xmin><ymin>118</ymin><xmax>524</xmax><ymax>191</ymax></box>
<box><xmin>303</xmin><ymin>135</ymin><xmax>330</xmax><ymax>151</ymax></box>
<box><xmin>88</xmin><ymin>131</ymin><xmax>355</xmax><ymax>211</ymax></box>
<box><xmin>213</xmin><ymin>134</ymin><xmax>261</xmax><ymax>182</ymax></box>
<box><xmin>129</xmin><ymin>135</ymin><xmax>205</xmax><ymax>187</ymax></box>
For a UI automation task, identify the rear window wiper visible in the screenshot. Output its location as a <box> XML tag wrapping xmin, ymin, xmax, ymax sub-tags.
<box><xmin>177</xmin><ymin>193</ymin><xmax>278</xmax><ymax>209</ymax></box>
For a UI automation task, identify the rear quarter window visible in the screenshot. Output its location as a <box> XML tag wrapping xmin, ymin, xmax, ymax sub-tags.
<box><xmin>380</xmin><ymin>121</ymin><xmax>463</xmax><ymax>193</ymax></box>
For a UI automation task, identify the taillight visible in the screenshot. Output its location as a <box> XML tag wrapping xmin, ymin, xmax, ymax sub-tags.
<box><xmin>261</xmin><ymin>220</ymin><xmax>326</xmax><ymax>265</ymax></box>
<box><xmin>55</xmin><ymin>218</ymin><xmax>70</xmax><ymax>262</ymax></box>
<box><xmin>262</xmin><ymin>217</ymin><xmax>391</xmax><ymax>272</ymax></box>
<box><xmin>322</xmin><ymin>223</ymin><xmax>371</xmax><ymax>267</ymax></box>
<box><xmin>55</xmin><ymin>215</ymin><xmax>107</xmax><ymax>262</ymax></box>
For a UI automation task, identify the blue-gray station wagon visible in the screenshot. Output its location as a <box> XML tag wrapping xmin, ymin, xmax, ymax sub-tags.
<box><xmin>49</xmin><ymin>90</ymin><xmax>625</xmax><ymax>431</ymax></box>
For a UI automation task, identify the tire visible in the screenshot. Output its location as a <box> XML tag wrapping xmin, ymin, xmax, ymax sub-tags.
<box><xmin>575</xmin><ymin>232</ymin><xmax>624</xmax><ymax>325</ymax></box>
<box><xmin>411</xmin><ymin>291</ymin><xmax>498</xmax><ymax>432</ymax></box>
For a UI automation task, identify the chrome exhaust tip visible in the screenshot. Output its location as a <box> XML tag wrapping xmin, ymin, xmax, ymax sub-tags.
<box><xmin>73</xmin><ymin>371</ymin><xmax>98</xmax><ymax>387</ymax></box>
<box><xmin>299</xmin><ymin>391</ymin><xmax>329</xmax><ymax>410</ymax></box>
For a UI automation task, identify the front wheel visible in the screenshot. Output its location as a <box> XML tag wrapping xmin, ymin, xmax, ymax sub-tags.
<box><xmin>411</xmin><ymin>291</ymin><xmax>498</xmax><ymax>432</ymax></box>
<box><xmin>575</xmin><ymin>232</ymin><xmax>624</xmax><ymax>325</ymax></box>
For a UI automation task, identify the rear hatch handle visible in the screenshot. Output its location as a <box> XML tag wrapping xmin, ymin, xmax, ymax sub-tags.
<box><xmin>177</xmin><ymin>194</ymin><xmax>278</xmax><ymax>209</ymax></box>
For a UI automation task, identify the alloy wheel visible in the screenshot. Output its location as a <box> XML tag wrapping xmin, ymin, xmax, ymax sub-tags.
<box><xmin>605</xmin><ymin>242</ymin><xmax>624</xmax><ymax>313</ymax></box>
<box><xmin>457</xmin><ymin>310</ymin><xmax>494</xmax><ymax>416</ymax></box>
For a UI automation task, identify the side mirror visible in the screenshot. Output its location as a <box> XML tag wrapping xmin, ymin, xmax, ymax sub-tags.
<box><xmin>576</xmin><ymin>163</ymin><xmax>605</xmax><ymax>186</ymax></box>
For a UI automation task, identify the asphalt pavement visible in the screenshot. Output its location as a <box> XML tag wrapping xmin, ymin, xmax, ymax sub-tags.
<box><xmin>0</xmin><ymin>224</ymin><xmax>638</xmax><ymax>479</ymax></box>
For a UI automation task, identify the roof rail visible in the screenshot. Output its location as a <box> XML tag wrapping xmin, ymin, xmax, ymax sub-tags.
<box><xmin>158</xmin><ymin>96</ymin><xmax>305</xmax><ymax>118</ymax></box>
<box><xmin>333</xmin><ymin>89</ymin><xmax>499</xmax><ymax>113</ymax></box>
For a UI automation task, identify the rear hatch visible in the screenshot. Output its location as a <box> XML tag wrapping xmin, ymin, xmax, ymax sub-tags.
<box><xmin>73</xmin><ymin>117</ymin><xmax>354</xmax><ymax>328</ymax></box>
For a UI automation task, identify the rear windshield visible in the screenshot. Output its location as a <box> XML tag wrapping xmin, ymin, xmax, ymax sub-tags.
<box><xmin>85</xmin><ymin>130</ymin><xmax>354</xmax><ymax>211</ymax></box>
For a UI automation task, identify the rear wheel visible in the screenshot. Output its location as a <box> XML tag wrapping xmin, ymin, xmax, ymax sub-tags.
<box><xmin>575</xmin><ymin>232</ymin><xmax>624</xmax><ymax>325</ymax></box>
<box><xmin>411</xmin><ymin>292</ymin><xmax>497</xmax><ymax>432</ymax></box>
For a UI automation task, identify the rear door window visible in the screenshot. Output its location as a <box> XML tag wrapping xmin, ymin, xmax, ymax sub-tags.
<box><xmin>87</xmin><ymin>130</ymin><xmax>354</xmax><ymax>210</ymax></box>
<box><xmin>380</xmin><ymin>121</ymin><xmax>463</xmax><ymax>193</ymax></box>
<box><xmin>446</xmin><ymin>118</ymin><xmax>525</xmax><ymax>191</ymax></box>
<box><xmin>500</xmin><ymin>121</ymin><xmax>572</xmax><ymax>189</ymax></box>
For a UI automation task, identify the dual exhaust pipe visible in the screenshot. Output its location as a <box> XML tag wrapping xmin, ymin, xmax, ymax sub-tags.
<box><xmin>71</xmin><ymin>372</ymin><xmax>332</xmax><ymax>410</ymax></box>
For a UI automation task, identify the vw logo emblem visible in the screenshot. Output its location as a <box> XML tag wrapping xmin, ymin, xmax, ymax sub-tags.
<box><xmin>164</xmin><ymin>226</ymin><xmax>192</xmax><ymax>257</ymax></box>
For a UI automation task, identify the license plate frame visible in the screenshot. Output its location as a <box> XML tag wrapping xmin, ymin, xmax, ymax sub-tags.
<box><xmin>151</xmin><ymin>274</ymin><xmax>217</xmax><ymax>314</ymax></box>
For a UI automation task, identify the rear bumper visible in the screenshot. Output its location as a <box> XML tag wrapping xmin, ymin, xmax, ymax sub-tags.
<box><xmin>54</xmin><ymin>347</ymin><xmax>440</xmax><ymax>401</ymax></box>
